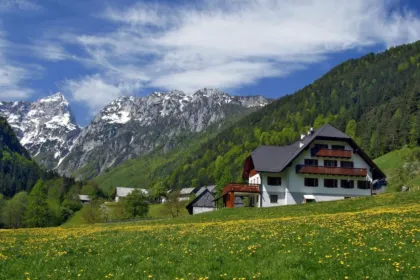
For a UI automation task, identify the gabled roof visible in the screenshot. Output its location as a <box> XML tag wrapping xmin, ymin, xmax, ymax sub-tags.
<box><xmin>251</xmin><ymin>145</ymin><xmax>298</xmax><ymax>173</ymax></box>
<box><xmin>180</xmin><ymin>187</ymin><xmax>197</xmax><ymax>195</ymax></box>
<box><xmin>246</xmin><ymin>124</ymin><xmax>385</xmax><ymax>179</ymax></box>
<box><xmin>186</xmin><ymin>188</ymin><xmax>215</xmax><ymax>209</ymax></box>
<box><xmin>195</xmin><ymin>185</ymin><xmax>217</xmax><ymax>196</ymax></box>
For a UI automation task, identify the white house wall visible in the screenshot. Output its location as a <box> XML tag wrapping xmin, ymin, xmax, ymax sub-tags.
<box><xmin>256</xmin><ymin>139</ymin><xmax>373</xmax><ymax>207</ymax></box>
<box><xmin>259</xmin><ymin>172</ymin><xmax>287</xmax><ymax>207</ymax></box>
<box><xmin>249</xmin><ymin>173</ymin><xmax>261</xmax><ymax>185</ymax></box>
<box><xmin>193</xmin><ymin>207</ymin><xmax>215</xmax><ymax>214</ymax></box>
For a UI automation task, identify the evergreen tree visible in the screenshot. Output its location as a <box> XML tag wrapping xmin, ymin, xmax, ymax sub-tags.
<box><xmin>409</xmin><ymin>114</ymin><xmax>420</xmax><ymax>147</ymax></box>
<box><xmin>2</xmin><ymin>191</ymin><xmax>28</xmax><ymax>228</ymax></box>
<box><xmin>25</xmin><ymin>180</ymin><xmax>51</xmax><ymax>228</ymax></box>
<box><xmin>345</xmin><ymin>119</ymin><xmax>357</xmax><ymax>139</ymax></box>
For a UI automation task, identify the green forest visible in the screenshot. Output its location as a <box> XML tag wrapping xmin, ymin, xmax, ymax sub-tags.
<box><xmin>95</xmin><ymin>41</ymin><xmax>420</xmax><ymax>193</ymax></box>
<box><xmin>0</xmin><ymin>117</ymin><xmax>85</xmax><ymax>228</ymax></box>
<box><xmin>0</xmin><ymin>117</ymin><xmax>40</xmax><ymax>197</ymax></box>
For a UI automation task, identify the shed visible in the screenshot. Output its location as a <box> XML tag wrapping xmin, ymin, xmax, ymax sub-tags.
<box><xmin>179</xmin><ymin>187</ymin><xmax>199</xmax><ymax>201</ymax></box>
<box><xmin>186</xmin><ymin>189</ymin><xmax>215</xmax><ymax>215</ymax></box>
<box><xmin>115</xmin><ymin>187</ymin><xmax>149</xmax><ymax>202</ymax></box>
<box><xmin>78</xmin><ymin>195</ymin><xmax>91</xmax><ymax>204</ymax></box>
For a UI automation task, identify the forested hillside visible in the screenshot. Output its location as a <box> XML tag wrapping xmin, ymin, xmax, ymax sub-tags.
<box><xmin>96</xmin><ymin>41</ymin><xmax>420</xmax><ymax>193</ymax></box>
<box><xmin>0</xmin><ymin>117</ymin><xmax>40</xmax><ymax>197</ymax></box>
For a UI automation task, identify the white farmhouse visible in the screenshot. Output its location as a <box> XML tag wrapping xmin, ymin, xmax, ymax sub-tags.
<box><xmin>220</xmin><ymin>125</ymin><xmax>386</xmax><ymax>208</ymax></box>
<box><xmin>115</xmin><ymin>187</ymin><xmax>149</xmax><ymax>202</ymax></box>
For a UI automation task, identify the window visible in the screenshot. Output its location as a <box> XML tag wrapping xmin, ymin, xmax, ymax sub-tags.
<box><xmin>305</xmin><ymin>199</ymin><xmax>315</xmax><ymax>203</ymax></box>
<box><xmin>267</xmin><ymin>177</ymin><xmax>281</xmax><ymax>186</ymax></box>
<box><xmin>270</xmin><ymin>195</ymin><xmax>278</xmax><ymax>203</ymax></box>
<box><xmin>357</xmin><ymin>181</ymin><xmax>371</xmax><ymax>189</ymax></box>
<box><xmin>324</xmin><ymin>160</ymin><xmax>338</xmax><ymax>167</ymax></box>
<box><xmin>324</xmin><ymin>179</ymin><xmax>338</xmax><ymax>188</ymax></box>
<box><xmin>304</xmin><ymin>159</ymin><xmax>318</xmax><ymax>166</ymax></box>
<box><xmin>341</xmin><ymin>180</ymin><xmax>354</xmax><ymax>189</ymax></box>
<box><xmin>332</xmin><ymin>145</ymin><xmax>345</xmax><ymax>150</ymax></box>
<box><xmin>315</xmin><ymin>143</ymin><xmax>328</xmax><ymax>149</ymax></box>
<box><xmin>305</xmin><ymin>178</ymin><xmax>318</xmax><ymax>187</ymax></box>
<box><xmin>341</xmin><ymin>161</ymin><xmax>354</xmax><ymax>168</ymax></box>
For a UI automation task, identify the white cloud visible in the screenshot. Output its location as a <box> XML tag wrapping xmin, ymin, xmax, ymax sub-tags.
<box><xmin>102</xmin><ymin>2</ymin><xmax>171</xmax><ymax>27</ymax></box>
<box><xmin>62</xmin><ymin>74</ymin><xmax>142</xmax><ymax>113</ymax></box>
<box><xmin>0</xmin><ymin>0</ymin><xmax>41</xmax><ymax>11</ymax></box>
<box><xmin>0</xmin><ymin>30</ymin><xmax>37</xmax><ymax>99</ymax></box>
<box><xmin>65</xmin><ymin>0</ymin><xmax>420</xmax><ymax>96</ymax></box>
<box><xmin>31</xmin><ymin>41</ymin><xmax>69</xmax><ymax>61</ymax></box>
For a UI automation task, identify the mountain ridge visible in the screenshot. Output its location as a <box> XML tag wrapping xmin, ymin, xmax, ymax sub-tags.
<box><xmin>1</xmin><ymin>88</ymin><xmax>271</xmax><ymax>180</ymax></box>
<box><xmin>93</xmin><ymin>40</ymin><xmax>420</xmax><ymax>193</ymax></box>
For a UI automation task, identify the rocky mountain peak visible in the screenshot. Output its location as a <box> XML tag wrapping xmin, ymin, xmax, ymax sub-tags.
<box><xmin>2</xmin><ymin>88</ymin><xmax>271</xmax><ymax>179</ymax></box>
<box><xmin>0</xmin><ymin>92</ymin><xmax>80</xmax><ymax>169</ymax></box>
<box><xmin>56</xmin><ymin>88</ymin><xmax>271</xmax><ymax>179</ymax></box>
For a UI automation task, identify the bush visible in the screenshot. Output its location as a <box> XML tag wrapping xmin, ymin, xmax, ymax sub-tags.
<box><xmin>124</xmin><ymin>189</ymin><xmax>149</xmax><ymax>218</ymax></box>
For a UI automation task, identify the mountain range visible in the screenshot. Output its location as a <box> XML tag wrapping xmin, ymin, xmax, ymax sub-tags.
<box><xmin>2</xmin><ymin>41</ymin><xmax>420</xmax><ymax>195</ymax></box>
<box><xmin>0</xmin><ymin>88</ymin><xmax>270</xmax><ymax>180</ymax></box>
<box><xmin>93</xmin><ymin>40</ymin><xmax>420</xmax><ymax>193</ymax></box>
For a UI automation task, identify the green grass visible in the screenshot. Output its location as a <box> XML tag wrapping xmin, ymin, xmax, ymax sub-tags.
<box><xmin>63</xmin><ymin>202</ymin><xmax>190</xmax><ymax>227</ymax></box>
<box><xmin>62</xmin><ymin>209</ymin><xmax>86</xmax><ymax>227</ymax></box>
<box><xmin>1</xmin><ymin>191</ymin><xmax>420</xmax><ymax>279</ymax></box>
<box><xmin>374</xmin><ymin>149</ymin><xmax>406</xmax><ymax>172</ymax></box>
<box><xmin>374</xmin><ymin>146</ymin><xmax>420</xmax><ymax>191</ymax></box>
<box><xmin>148</xmin><ymin>203</ymin><xmax>189</xmax><ymax>219</ymax></box>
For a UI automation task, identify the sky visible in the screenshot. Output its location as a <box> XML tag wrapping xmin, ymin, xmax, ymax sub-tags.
<box><xmin>0</xmin><ymin>0</ymin><xmax>420</xmax><ymax>126</ymax></box>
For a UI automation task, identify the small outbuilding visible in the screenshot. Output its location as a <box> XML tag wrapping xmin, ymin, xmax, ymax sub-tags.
<box><xmin>186</xmin><ymin>188</ymin><xmax>215</xmax><ymax>215</ymax></box>
<box><xmin>115</xmin><ymin>187</ymin><xmax>149</xmax><ymax>202</ymax></box>
<box><xmin>78</xmin><ymin>195</ymin><xmax>91</xmax><ymax>204</ymax></box>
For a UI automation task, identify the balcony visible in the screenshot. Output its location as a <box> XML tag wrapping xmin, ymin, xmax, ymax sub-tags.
<box><xmin>311</xmin><ymin>148</ymin><xmax>352</xmax><ymax>158</ymax></box>
<box><xmin>296</xmin><ymin>165</ymin><xmax>367</xmax><ymax>177</ymax></box>
<box><xmin>222</xmin><ymin>183</ymin><xmax>260</xmax><ymax>195</ymax></box>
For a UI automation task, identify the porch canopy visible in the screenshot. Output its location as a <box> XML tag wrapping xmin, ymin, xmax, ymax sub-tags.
<box><xmin>214</xmin><ymin>183</ymin><xmax>260</xmax><ymax>208</ymax></box>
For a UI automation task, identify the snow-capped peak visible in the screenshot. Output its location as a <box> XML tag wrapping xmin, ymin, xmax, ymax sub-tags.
<box><xmin>38</xmin><ymin>92</ymin><xmax>68</xmax><ymax>105</ymax></box>
<box><xmin>0</xmin><ymin>93</ymin><xmax>80</xmax><ymax>170</ymax></box>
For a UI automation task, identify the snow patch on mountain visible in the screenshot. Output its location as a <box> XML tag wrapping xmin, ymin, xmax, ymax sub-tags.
<box><xmin>0</xmin><ymin>92</ymin><xmax>81</xmax><ymax>170</ymax></box>
<box><xmin>56</xmin><ymin>88</ymin><xmax>270</xmax><ymax>179</ymax></box>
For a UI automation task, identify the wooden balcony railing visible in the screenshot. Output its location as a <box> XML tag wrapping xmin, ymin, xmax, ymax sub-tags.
<box><xmin>311</xmin><ymin>148</ymin><xmax>352</xmax><ymax>158</ymax></box>
<box><xmin>222</xmin><ymin>183</ymin><xmax>260</xmax><ymax>195</ymax></box>
<box><xmin>296</xmin><ymin>165</ymin><xmax>367</xmax><ymax>177</ymax></box>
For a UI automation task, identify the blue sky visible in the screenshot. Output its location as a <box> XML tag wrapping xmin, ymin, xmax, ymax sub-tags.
<box><xmin>1</xmin><ymin>0</ymin><xmax>420</xmax><ymax>126</ymax></box>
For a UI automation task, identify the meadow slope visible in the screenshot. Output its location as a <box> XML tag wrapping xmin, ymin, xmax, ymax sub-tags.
<box><xmin>1</xmin><ymin>192</ymin><xmax>420</xmax><ymax>279</ymax></box>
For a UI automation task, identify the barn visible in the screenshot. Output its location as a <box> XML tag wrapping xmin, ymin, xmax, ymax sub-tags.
<box><xmin>186</xmin><ymin>188</ymin><xmax>215</xmax><ymax>215</ymax></box>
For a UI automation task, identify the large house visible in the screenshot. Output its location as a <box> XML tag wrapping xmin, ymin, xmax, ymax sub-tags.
<box><xmin>222</xmin><ymin>124</ymin><xmax>386</xmax><ymax>208</ymax></box>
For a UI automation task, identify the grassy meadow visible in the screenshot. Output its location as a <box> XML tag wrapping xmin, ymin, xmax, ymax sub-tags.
<box><xmin>374</xmin><ymin>147</ymin><xmax>420</xmax><ymax>192</ymax></box>
<box><xmin>1</xmin><ymin>191</ymin><xmax>420</xmax><ymax>279</ymax></box>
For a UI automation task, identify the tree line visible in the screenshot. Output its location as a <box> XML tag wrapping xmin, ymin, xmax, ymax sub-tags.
<box><xmin>146</xmin><ymin>41</ymin><xmax>420</xmax><ymax>193</ymax></box>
